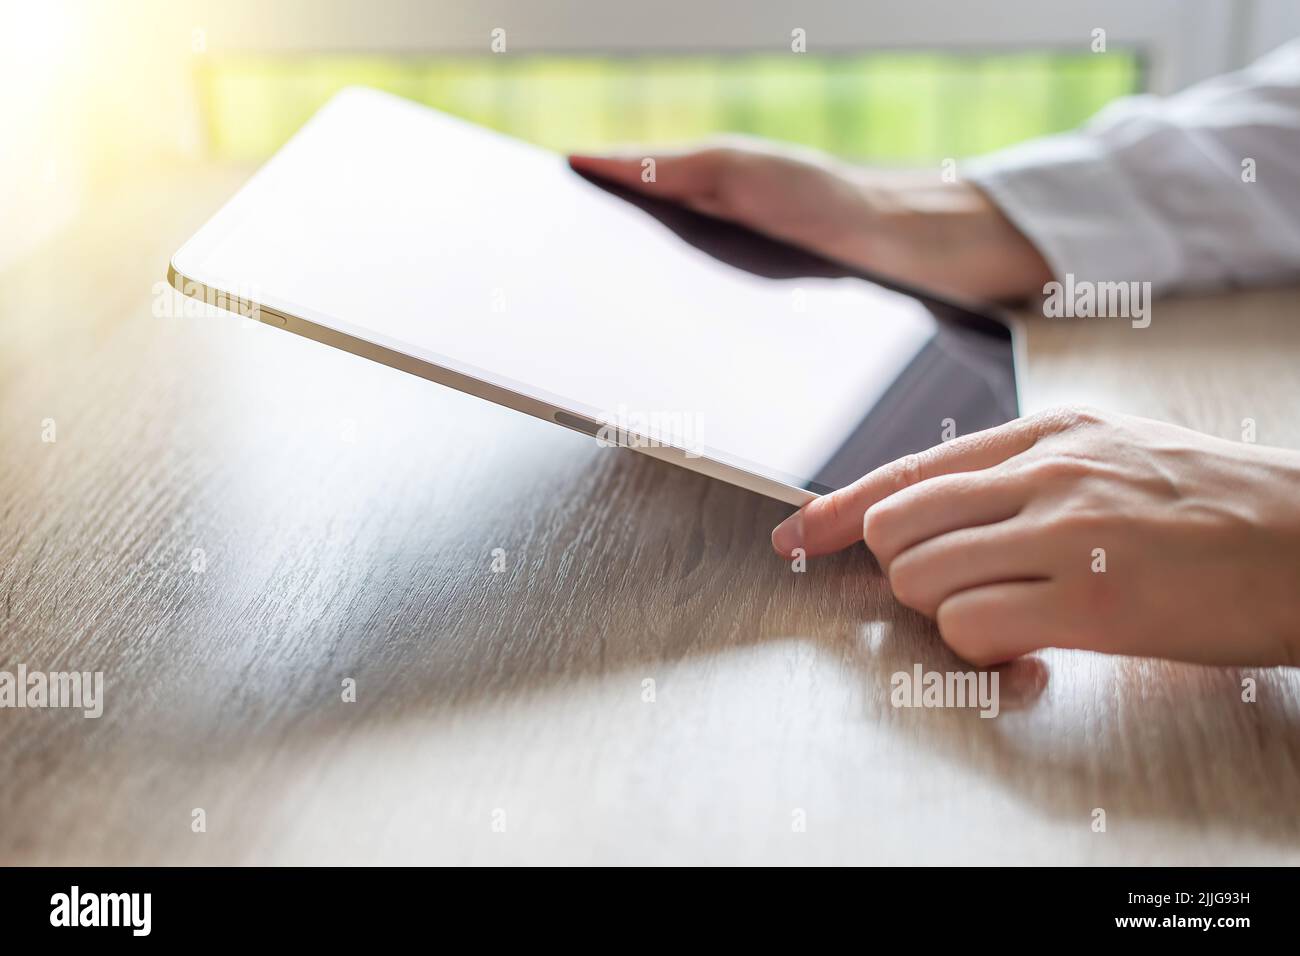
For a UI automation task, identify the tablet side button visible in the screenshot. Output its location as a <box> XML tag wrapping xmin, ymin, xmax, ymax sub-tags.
<box><xmin>552</xmin><ymin>411</ymin><xmax>602</xmax><ymax>438</ymax></box>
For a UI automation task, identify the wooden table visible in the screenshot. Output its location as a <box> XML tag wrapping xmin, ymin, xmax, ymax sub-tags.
<box><xmin>3</xmin><ymin>165</ymin><xmax>1299</xmax><ymax>865</ymax></box>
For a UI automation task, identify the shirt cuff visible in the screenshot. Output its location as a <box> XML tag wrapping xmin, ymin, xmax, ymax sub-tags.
<box><xmin>963</xmin><ymin>132</ymin><xmax>1185</xmax><ymax>293</ymax></box>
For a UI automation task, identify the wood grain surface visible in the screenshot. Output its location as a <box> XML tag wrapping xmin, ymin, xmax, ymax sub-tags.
<box><xmin>2</xmin><ymin>165</ymin><xmax>1298</xmax><ymax>865</ymax></box>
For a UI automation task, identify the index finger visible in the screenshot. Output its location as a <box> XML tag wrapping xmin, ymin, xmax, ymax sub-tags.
<box><xmin>771</xmin><ymin>413</ymin><xmax>1048</xmax><ymax>559</ymax></box>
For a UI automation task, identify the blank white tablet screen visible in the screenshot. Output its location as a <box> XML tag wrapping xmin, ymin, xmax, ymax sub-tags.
<box><xmin>174</xmin><ymin>88</ymin><xmax>1016</xmax><ymax>493</ymax></box>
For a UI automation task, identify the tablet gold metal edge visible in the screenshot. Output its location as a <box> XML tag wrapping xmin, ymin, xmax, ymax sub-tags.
<box><xmin>166</xmin><ymin>261</ymin><xmax>820</xmax><ymax>508</ymax></box>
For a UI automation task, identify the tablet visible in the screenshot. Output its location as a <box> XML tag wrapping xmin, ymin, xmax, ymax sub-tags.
<box><xmin>169</xmin><ymin>87</ymin><xmax>1023</xmax><ymax>506</ymax></box>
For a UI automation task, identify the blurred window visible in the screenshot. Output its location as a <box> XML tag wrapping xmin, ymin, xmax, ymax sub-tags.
<box><xmin>198</xmin><ymin>52</ymin><xmax>1141</xmax><ymax>163</ymax></box>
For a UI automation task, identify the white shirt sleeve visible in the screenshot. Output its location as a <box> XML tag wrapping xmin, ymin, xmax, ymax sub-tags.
<box><xmin>964</xmin><ymin>39</ymin><xmax>1300</xmax><ymax>294</ymax></box>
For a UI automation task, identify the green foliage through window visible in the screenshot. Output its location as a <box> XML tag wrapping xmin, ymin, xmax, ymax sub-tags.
<box><xmin>198</xmin><ymin>51</ymin><xmax>1141</xmax><ymax>164</ymax></box>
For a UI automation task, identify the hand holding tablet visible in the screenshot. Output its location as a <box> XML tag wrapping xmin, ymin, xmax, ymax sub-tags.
<box><xmin>170</xmin><ymin>86</ymin><xmax>1300</xmax><ymax>668</ymax></box>
<box><xmin>569</xmin><ymin>140</ymin><xmax>1054</xmax><ymax>303</ymax></box>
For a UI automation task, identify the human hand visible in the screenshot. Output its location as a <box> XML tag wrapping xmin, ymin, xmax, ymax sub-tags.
<box><xmin>569</xmin><ymin>137</ymin><xmax>1052</xmax><ymax>301</ymax></box>
<box><xmin>770</xmin><ymin>407</ymin><xmax>1300</xmax><ymax>667</ymax></box>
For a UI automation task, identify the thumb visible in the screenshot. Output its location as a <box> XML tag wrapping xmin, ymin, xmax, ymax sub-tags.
<box><xmin>568</xmin><ymin>149</ymin><xmax>724</xmax><ymax>204</ymax></box>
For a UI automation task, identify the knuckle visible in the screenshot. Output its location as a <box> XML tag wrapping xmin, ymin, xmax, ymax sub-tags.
<box><xmin>1070</xmin><ymin>404</ymin><xmax>1107</xmax><ymax>425</ymax></box>
<box><xmin>1032</xmin><ymin>405</ymin><xmax>1106</xmax><ymax>436</ymax></box>
<box><xmin>1025</xmin><ymin>408</ymin><xmax>1065</xmax><ymax>436</ymax></box>
<box><xmin>862</xmin><ymin>500</ymin><xmax>898</xmax><ymax>554</ymax></box>
<box><xmin>1022</xmin><ymin>454</ymin><xmax>1095</xmax><ymax>484</ymax></box>
<box><xmin>1060</xmin><ymin>405</ymin><xmax>1106</xmax><ymax>429</ymax></box>
<box><xmin>891</xmin><ymin>452</ymin><xmax>926</xmax><ymax>492</ymax></box>
<box><xmin>1045</xmin><ymin>507</ymin><xmax>1112</xmax><ymax>539</ymax></box>
<box><xmin>887</xmin><ymin>555</ymin><xmax>926</xmax><ymax>609</ymax></box>
<box><xmin>935</xmin><ymin>601</ymin><xmax>996</xmax><ymax>666</ymax></box>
